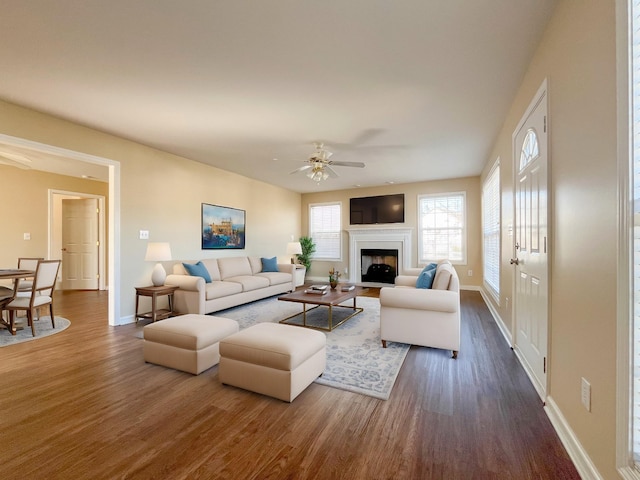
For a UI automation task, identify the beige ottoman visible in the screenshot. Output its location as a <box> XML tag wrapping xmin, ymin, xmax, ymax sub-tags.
<box><xmin>219</xmin><ymin>323</ymin><xmax>326</xmax><ymax>402</ymax></box>
<box><xmin>143</xmin><ymin>314</ymin><xmax>239</xmax><ymax>374</ymax></box>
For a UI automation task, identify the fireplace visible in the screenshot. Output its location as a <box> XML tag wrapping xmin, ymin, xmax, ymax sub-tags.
<box><xmin>346</xmin><ymin>227</ymin><xmax>413</xmax><ymax>284</ymax></box>
<box><xmin>361</xmin><ymin>249</ymin><xmax>398</xmax><ymax>284</ymax></box>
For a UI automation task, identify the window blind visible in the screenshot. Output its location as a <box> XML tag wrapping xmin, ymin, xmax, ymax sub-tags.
<box><xmin>309</xmin><ymin>203</ymin><xmax>341</xmax><ymax>260</ymax></box>
<box><xmin>418</xmin><ymin>193</ymin><xmax>466</xmax><ymax>263</ymax></box>
<box><xmin>483</xmin><ymin>163</ymin><xmax>500</xmax><ymax>298</ymax></box>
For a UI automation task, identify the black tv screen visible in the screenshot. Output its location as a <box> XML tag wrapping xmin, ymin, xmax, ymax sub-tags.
<box><xmin>350</xmin><ymin>194</ymin><xmax>405</xmax><ymax>225</ymax></box>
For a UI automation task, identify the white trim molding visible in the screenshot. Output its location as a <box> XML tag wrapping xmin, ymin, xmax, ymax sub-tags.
<box><xmin>346</xmin><ymin>227</ymin><xmax>413</xmax><ymax>284</ymax></box>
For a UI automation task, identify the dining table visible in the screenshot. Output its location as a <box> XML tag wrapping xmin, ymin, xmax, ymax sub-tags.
<box><xmin>0</xmin><ymin>268</ymin><xmax>35</xmax><ymax>334</ymax></box>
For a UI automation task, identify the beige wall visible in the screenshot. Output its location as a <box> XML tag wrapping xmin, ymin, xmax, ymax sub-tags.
<box><xmin>301</xmin><ymin>176</ymin><xmax>482</xmax><ymax>287</ymax></box>
<box><xmin>0</xmin><ymin>166</ymin><xmax>108</xmax><ymax>266</ymax></box>
<box><xmin>0</xmin><ymin>99</ymin><xmax>302</xmax><ymax>323</ymax></box>
<box><xmin>480</xmin><ymin>0</ymin><xmax>618</xmax><ymax>477</ymax></box>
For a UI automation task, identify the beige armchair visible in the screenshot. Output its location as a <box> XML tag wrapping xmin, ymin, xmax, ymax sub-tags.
<box><xmin>379</xmin><ymin>261</ymin><xmax>460</xmax><ymax>358</ymax></box>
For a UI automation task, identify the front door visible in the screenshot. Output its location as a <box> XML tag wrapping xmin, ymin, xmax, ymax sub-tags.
<box><xmin>62</xmin><ymin>198</ymin><xmax>99</xmax><ymax>290</ymax></box>
<box><xmin>512</xmin><ymin>81</ymin><xmax>549</xmax><ymax>400</ymax></box>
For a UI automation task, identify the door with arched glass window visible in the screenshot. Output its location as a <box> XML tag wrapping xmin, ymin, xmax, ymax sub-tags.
<box><xmin>512</xmin><ymin>81</ymin><xmax>549</xmax><ymax>400</ymax></box>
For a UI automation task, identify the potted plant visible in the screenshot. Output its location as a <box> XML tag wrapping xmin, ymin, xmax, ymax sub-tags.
<box><xmin>297</xmin><ymin>236</ymin><xmax>316</xmax><ymax>271</ymax></box>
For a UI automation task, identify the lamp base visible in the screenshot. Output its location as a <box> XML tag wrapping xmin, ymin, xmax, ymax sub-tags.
<box><xmin>151</xmin><ymin>263</ymin><xmax>167</xmax><ymax>286</ymax></box>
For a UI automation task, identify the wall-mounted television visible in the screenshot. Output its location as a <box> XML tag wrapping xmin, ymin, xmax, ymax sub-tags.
<box><xmin>350</xmin><ymin>193</ymin><xmax>405</xmax><ymax>225</ymax></box>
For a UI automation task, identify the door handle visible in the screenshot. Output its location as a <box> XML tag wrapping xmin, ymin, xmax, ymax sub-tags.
<box><xmin>510</xmin><ymin>258</ymin><xmax>519</xmax><ymax>265</ymax></box>
<box><xmin>61</xmin><ymin>248</ymin><xmax>67</xmax><ymax>252</ymax></box>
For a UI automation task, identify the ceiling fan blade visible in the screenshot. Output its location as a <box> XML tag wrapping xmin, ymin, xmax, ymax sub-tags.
<box><xmin>329</xmin><ymin>161</ymin><xmax>365</xmax><ymax>168</ymax></box>
<box><xmin>325</xmin><ymin>166</ymin><xmax>339</xmax><ymax>178</ymax></box>
<box><xmin>289</xmin><ymin>164</ymin><xmax>312</xmax><ymax>175</ymax></box>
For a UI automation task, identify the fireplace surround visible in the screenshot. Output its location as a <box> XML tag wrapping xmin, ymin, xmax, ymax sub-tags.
<box><xmin>346</xmin><ymin>227</ymin><xmax>413</xmax><ymax>284</ymax></box>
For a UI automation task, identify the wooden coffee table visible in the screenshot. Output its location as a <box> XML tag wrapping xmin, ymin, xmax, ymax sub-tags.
<box><xmin>277</xmin><ymin>285</ymin><xmax>366</xmax><ymax>331</ymax></box>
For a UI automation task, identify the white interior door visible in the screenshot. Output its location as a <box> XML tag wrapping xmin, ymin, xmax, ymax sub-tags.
<box><xmin>62</xmin><ymin>198</ymin><xmax>99</xmax><ymax>290</ymax></box>
<box><xmin>512</xmin><ymin>82</ymin><xmax>549</xmax><ymax>400</ymax></box>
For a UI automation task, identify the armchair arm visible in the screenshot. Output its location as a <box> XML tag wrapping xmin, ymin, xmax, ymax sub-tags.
<box><xmin>277</xmin><ymin>263</ymin><xmax>295</xmax><ymax>275</ymax></box>
<box><xmin>379</xmin><ymin>286</ymin><xmax>458</xmax><ymax>313</ymax></box>
<box><xmin>165</xmin><ymin>274</ymin><xmax>205</xmax><ymax>292</ymax></box>
<box><xmin>165</xmin><ymin>274</ymin><xmax>206</xmax><ymax>314</ymax></box>
<box><xmin>394</xmin><ymin>275</ymin><xmax>418</xmax><ymax>287</ymax></box>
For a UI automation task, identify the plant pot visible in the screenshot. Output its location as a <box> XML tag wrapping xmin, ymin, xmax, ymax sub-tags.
<box><xmin>330</xmin><ymin>280</ymin><xmax>338</xmax><ymax>290</ymax></box>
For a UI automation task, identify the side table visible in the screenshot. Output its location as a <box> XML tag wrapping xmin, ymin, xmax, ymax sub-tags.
<box><xmin>294</xmin><ymin>265</ymin><xmax>306</xmax><ymax>287</ymax></box>
<box><xmin>135</xmin><ymin>285</ymin><xmax>179</xmax><ymax>323</ymax></box>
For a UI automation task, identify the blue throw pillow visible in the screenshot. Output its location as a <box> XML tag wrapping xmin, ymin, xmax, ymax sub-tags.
<box><xmin>416</xmin><ymin>267</ymin><xmax>436</xmax><ymax>289</ymax></box>
<box><xmin>421</xmin><ymin>262</ymin><xmax>437</xmax><ymax>274</ymax></box>
<box><xmin>261</xmin><ymin>257</ymin><xmax>279</xmax><ymax>272</ymax></box>
<box><xmin>183</xmin><ymin>261</ymin><xmax>212</xmax><ymax>283</ymax></box>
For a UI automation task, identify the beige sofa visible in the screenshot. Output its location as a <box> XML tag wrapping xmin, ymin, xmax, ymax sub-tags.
<box><xmin>165</xmin><ymin>256</ymin><xmax>295</xmax><ymax>315</ymax></box>
<box><xmin>379</xmin><ymin>260</ymin><xmax>460</xmax><ymax>358</ymax></box>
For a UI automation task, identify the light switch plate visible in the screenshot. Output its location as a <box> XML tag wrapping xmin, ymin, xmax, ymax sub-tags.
<box><xmin>139</xmin><ymin>230</ymin><xmax>149</xmax><ymax>240</ymax></box>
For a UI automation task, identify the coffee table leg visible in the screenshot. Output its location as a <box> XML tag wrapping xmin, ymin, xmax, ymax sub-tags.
<box><xmin>303</xmin><ymin>303</ymin><xmax>307</xmax><ymax>326</ymax></box>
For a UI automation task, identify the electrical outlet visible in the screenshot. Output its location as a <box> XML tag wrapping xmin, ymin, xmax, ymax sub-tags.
<box><xmin>581</xmin><ymin>377</ymin><xmax>591</xmax><ymax>412</ymax></box>
<box><xmin>467</xmin><ymin>269</ymin><xmax>473</xmax><ymax>277</ymax></box>
<box><xmin>23</xmin><ymin>232</ymin><xmax>31</xmax><ymax>240</ymax></box>
<box><xmin>139</xmin><ymin>230</ymin><xmax>149</xmax><ymax>240</ymax></box>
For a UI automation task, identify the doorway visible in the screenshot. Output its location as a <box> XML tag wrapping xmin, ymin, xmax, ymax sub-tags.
<box><xmin>511</xmin><ymin>79</ymin><xmax>550</xmax><ymax>400</ymax></box>
<box><xmin>0</xmin><ymin>133</ymin><xmax>120</xmax><ymax>326</ymax></box>
<box><xmin>50</xmin><ymin>191</ymin><xmax>106</xmax><ymax>291</ymax></box>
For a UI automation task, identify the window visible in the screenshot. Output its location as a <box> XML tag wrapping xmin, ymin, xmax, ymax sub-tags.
<box><xmin>519</xmin><ymin>128</ymin><xmax>539</xmax><ymax>171</ymax></box>
<box><xmin>483</xmin><ymin>161</ymin><xmax>500</xmax><ymax>300</ymax></box>
<box><xmin>309</xmin><ymin>202</ymin><xmax>341</xmax><ymax>261</ymax></box>
<box><xmin>418</xmin><ymin>192</ymin><xmax>466</xmax><ymax>264</ymax></box>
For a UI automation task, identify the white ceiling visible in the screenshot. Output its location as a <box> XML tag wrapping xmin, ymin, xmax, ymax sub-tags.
<box><xmin>0</xmin><ymin>1</ymin><xmax>557</xmax><ymax>192</ymax></box>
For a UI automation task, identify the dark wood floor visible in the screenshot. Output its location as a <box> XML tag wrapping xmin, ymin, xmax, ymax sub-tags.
<box><xmin>0</xmin><ymin>289</ymin><xmax>579</xmax><ymax>480</ymax></box>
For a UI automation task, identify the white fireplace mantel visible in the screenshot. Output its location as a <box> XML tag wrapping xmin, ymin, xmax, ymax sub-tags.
<box><xmin>346</xmin><ymin>227</ymin><xmax>413</xmax><ymax>284</ymax></box>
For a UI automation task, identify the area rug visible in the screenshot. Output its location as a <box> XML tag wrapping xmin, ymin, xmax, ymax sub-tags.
<box><xmin>0</xmin><ymin>316</ymin><xmax>71</xmax><ymax>347</ymax></box>
<box><xmin>217</xmin><ymin>296</ymin><xmax>409</xmax><ymax>400</ymax></box>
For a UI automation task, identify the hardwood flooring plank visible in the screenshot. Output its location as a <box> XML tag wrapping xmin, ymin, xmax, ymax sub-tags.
<box><xmin>0</xmin><ymin>289</ymin><xmax>579</xmax><ymax>479</ymax></box>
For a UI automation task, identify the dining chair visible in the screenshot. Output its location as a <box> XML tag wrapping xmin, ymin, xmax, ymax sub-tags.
<box><xmin>6</xmin><ymin>259</ymin><xmax>61</xmax><ymax>336</ymax></box>
<box><xmin>16</xmin><ymin>257</ymin><xmax>44</xmax><ymax>292</ymax></box>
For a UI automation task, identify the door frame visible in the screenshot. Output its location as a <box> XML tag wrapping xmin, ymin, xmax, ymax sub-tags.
<box><xmin>50</xmin><ymin>190</ymin><xmax>106</xmax><ymax>290</ymax></box>
<box><xmin>511</xmin><ymin>78</ymin><xmax>551</xmax><ymax>400</ymax></box>
<box><xmin>0</xmin><ymin>133</ymin><xmax>120</xmax><ymax>327</ymax></box>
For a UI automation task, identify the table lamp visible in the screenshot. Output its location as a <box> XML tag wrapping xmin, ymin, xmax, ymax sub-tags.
<box><xmin>145</xmin><ymin>242</ymin><xmax>172</xmax><ymax>286</ymax></box>
<box><xmin>286</xmin><ymin>241</ymin><xmax>302</xmax><ymax>264</ymax></box>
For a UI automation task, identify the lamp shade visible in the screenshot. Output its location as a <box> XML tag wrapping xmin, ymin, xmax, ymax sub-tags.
<box><xmin>145</xmin><ymin>242</ymin><xmax>172</xmax><ymax>262</ymax></box>
<box><xmin>145</xmin><ymin>242</ymin><xmax>172</xmax><ymax>286</ymax></box>
<box><xmin>286</xmin><ymin>242</ymin><xmax>302</xmax><ymax>255</ymax></box>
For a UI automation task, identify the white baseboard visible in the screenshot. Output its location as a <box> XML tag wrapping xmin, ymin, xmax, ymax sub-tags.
<box><xmin>478</xmin><ymin>288</ymin><xmax>512</xmax><ymax>347</ymax></box>
<box><xmin>544</xmin><ymin>396</ymin><xmax>604</xmax><ymax>480</ymax></box>
<box><xmin>477</xmin><ymin>290</ymin><xmax>601</xmax><ymax>478</ymax></box>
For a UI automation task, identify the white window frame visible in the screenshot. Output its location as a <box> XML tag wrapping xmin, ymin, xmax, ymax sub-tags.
<box><xmin>309</xmin><ymin>202</ymin><xmax>342</xmax><ymax>262</ymax></box>
<box><xmin>617</xmin><ymin>0</ymin><xmax>640</xmax><ymax>477</ymax></box>
<box><xmin>417</xmin><ymin>192</ymin><xmax>467</xmax><ymax>265</ymax></box>
<box><xmin>482</xmin><ymin>160</ymin><xmax>501</xmax><ymax>302</ymax></box>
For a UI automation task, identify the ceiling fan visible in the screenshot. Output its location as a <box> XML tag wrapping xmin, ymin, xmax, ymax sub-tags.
<box><xmin>289</xmin><ymin>142</ymin><xmax>365</xmax><ymax>182</ymax></box>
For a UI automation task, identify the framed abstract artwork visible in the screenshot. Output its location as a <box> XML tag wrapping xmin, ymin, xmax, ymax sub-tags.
<box><xmin>201</xmin><ymin>203</ymin><xmax>246</xmax><ymax>249</ymax></box>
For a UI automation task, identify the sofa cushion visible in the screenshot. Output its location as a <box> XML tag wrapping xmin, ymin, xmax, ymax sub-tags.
<box><xmin>225</xmin><ymin>275</ymin><xmax>270</xmax><ymax>292</ymax></box>
<box><xmin>248</xmin><ymin>256</ymin><xmax>263</xmax><ymax>274</ymax></box>
<box><xmin>183</xmin><ymin>261</ymin><xmax>212</xmax><ymax>283</ymax></box>
<box><xmin>433</xmin><ymin>263</ymin><xmax>454</xmax><ymax>290</ymax></box>
<box><xmin>261</xmin><ymin>257</ymin><xmax>279</xmax><ymax>272</ymax></box>
<box><xmin>416</xmin><ymin>267</ymin><xmax>436</xmax><ymax>289</ymax></box>
<box><xmin>218</xmin><ymin>257</ymin><xmax>253</xmax><ymax>280</ymax></box>
<box><xmin>256</xmin><ymin>271</ymin><xmax>292</xmax><ymax>286</ymax></box>
<box><xmin>205</xmin><ymin>280</ymin><xmax>243</xmax><ymax>300</ymax></box>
